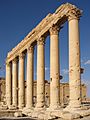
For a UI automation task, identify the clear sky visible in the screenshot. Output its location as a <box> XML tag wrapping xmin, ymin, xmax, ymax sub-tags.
<box><xmin>0</xmin><ymin>0</ymin><xmax>90</xmax><ymax>96</ymax></box>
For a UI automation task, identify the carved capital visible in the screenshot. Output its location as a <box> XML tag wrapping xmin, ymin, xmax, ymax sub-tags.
<box><xmin>49</xmin><ymin>25</ymin><xmax>59</xmax><ymax>35</ymax></box>
<box><xmin>6</xmin><ymin>62</ymin><xmax>11</xmax><ymax>67</ymax></box>
<box><xmin>37</xmin><ymin>36</ymin><xmax>45</xmax><ymax>45</ymax></box>
<box><xmin>19</xmin><ymin>53</ymin><xmax>25</xmax><ymax>59</ymax></box>
<box><xmin>12</xmin><ymin>58</ymin><xmax>18</xmax><ymax>64</ymax></box>
<box><xmin>67</xmin><ymin>9</ymin><xmax>82</xmax><ymax>21</ymax></box>
<box><xmin>27</xmin><ymin>45</ymin><xmax>34</xmax><ymax>53</ymax></box>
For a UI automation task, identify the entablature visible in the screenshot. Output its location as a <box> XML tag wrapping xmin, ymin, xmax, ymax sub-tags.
<box><xmin>6</xmin><ymin>3</ymin><xmax>82</xmax><ymax>63</ymax></box>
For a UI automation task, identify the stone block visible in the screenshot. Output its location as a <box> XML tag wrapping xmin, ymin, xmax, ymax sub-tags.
<box><xmin>14</xmin><ymin>111</ymin><xmax>23</xmax><ymax>117</ymax></box>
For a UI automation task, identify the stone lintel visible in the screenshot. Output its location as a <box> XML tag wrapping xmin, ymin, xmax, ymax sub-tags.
<box><xmin>7</xmin><ymin>3</ymin><xmax>82</xmax><ymax>62</ymax></box>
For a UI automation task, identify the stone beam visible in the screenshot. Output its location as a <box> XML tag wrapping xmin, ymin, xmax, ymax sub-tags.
<box><xmin>6</xmin><ymin>3</ymin><xmax>82</xmax><ymax>63</ymax></box>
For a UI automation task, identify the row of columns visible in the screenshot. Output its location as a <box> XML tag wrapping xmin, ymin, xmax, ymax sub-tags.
<box><xmin>6</xmin><ymin>15</ymin><xmax>81</xmax><ymax>110</ymax></box>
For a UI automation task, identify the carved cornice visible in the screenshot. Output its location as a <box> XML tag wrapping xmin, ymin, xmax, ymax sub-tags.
<box><xmin>55</xmin><ymin>3</ymin><xmax>82</xmax><ymax>21</ymax></box>
<box><xmin>49</xmin><ymin>25</ymin><xmax>59</xmax><ymax>35</ymax></box>
<box><xmin>67</xmin><ymin>3</ymin><xmax>82</xmax><ymax>21</ymax></box>
<box><xmin>37</xmin><ymin>37</ymin><xmax>45</xmax><ymax>46</ymax></box>
<box><xmin>6</xmin><ymin>3</ymin><xmax>82</xmax><ymax>62</ymax></box>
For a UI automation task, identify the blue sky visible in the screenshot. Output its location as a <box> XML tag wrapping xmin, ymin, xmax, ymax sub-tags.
<box><xmin>0</xmin><ymin>0</ymin><xmax>90</xmax><ymax>96</ymax></box>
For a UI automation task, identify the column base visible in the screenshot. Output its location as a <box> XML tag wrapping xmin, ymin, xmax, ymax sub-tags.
<box><xmin>63</xmin><ymin>104</ymin><xmax>90</xmax><ymax>117</ymax></box>
<box><xmin>18</xmin><ymin>104</ymin><xmax>25</xmax><ymax>110</ymax></box>
<box><xmin>34</xmin><ymin>106</ymin><xmax>46</xmax><ymax>111</ymax></box>
<box><xmin>31</xmin><ymin>107</ymin><xmax>46</xmax><ymax>118</ymax></box>
<box><xmin>64</xmin><ymin>104</ymin><xmax>82</xmax><ymax>112</ymax></box>
<box><xmin>0</xmin><ymin>105</ymin><xmax>8</xmax><ymax>110</ymax></box>
<box><xmin>22</xmin><ymin>105</ymin><xmax>90</xmax><ymax>120</ymax></box>
<box><xmin>22</xmin><ymin>106</ymin><xmax>34</xmax><ymax>116</ymax></box>
<box><xmin>35</xmin><ymin>102</ymin><xmax>46</xmax><ymax>110</ymax></box>
<box><xmin>48</xmin><ymin>104</ymin><xmax>61</xmax><ymax>111</ymax></box>
<box><xmin>9</xmin><ymin>105</ymin><xmax>18</xmax><ymax>110</ymax></box>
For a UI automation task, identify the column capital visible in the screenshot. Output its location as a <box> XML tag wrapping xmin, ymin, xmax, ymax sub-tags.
<box><xmin>37</xmin><ymin>36</ymin><xmax>45</xmax><ymax>46</ymax></box>
<box><xmin>67</xmin><ymin>9</ymin><xmax>82</xmax><ymax>21</ymax></box>
<box><xmin>12</xmin><ymin>58</ymin><xmax>18</xmax><ymax>64</ymax></box>
<box><xmin>49</xmin><ymin>25</ymin><xmax>59</xmax><ymax>35</ymax></box>
<box><xmin>27</xmin><ymin>45</ymin><xmax>34</xmax><ymax>53</ymax></box>
<box><xmin>19</xmin><ymin>53</ymin><xmax>25</xmax><ymax>59</ymax></box>
<box><xmin>6</xmin><ymin>62</ymin><xmax>11</xmax><ymax>67</ymax></box>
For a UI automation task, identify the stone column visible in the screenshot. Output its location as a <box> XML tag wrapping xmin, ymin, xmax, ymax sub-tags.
<box><xmin>49</xmin><ymin>25</ymin><xmax>60</xmax><ymax>109</ymax></box>
<box><xmin>12</xmin><ymin>58</ymin><xmax>18</xmax><ymax>107</ymax></box>
<box><xmin>18</xmin><ymin>53</ymin><xmax>25</xmax><ymax>109</ymax></box>
<box><xmin>6</xmin><ymin>62</ymin><xmax>12</xmax><ymax>108</ymax></box>
<box><xmin>36</xmin><ymin>37</ymin><xmax>45</xmax><ymax>109</ymax></box>
<box><xmin>68</xmin><ymin>15</ymin><xmax>81</xmax><ymax>108</ymax></box>
<box><xmin>26</xmin><ymin>46</ymin><xmax>34</xmax><ymax>109</ymax></box>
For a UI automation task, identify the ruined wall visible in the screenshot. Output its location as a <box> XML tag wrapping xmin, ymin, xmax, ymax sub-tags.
<box><xmin>0</xmin><ymin>78</ymin><xmax>6</xmax><ymax>104</ymax></box>
<box><xmin>0</xmin><ymin>78</ymin><xmax>87</xmax><ymax>106</ymax></box>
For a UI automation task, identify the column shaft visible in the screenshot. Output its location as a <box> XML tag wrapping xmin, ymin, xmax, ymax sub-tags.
<box><xmin>36</xmin><ymin>37</ymin><xmax>45</xmax><ymax>108</ymax></box>
<box><xmin>6</xmin><ymin>62</ymin><xmax>12</xmax><ymax>107</ymax></box>
<box><xmin>18</xmin><ymin>53</ymin><xmax>25</xmax><ymax>109</ymax></box>
<box><xmin>26</xmin><ymin>46</ymin><xmax>34</xmax><ymax>108</ymax></box>
<box><xmin>12</xmin><ymin>58</ymin><xmax>18</xmax><ymax>107</ymax></box>
<box><xmin>50</xmin><ymin>25</ymin><xmax>60</xmax><ymax>109</ymax></box>
<box><xmin>69</xmin><ymin>18</ymin><xmax>81</xmax><ymax>108</ymax></box>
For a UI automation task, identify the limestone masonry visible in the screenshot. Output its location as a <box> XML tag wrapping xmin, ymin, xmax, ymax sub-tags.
<box><xmin>0</xmin><ymin>78</ymin><xmax>87</xmax><ymax>107</ymax></box>
<box><xmin>3</xmin><ymin>3</ymin><xmax>90</xmax><ymax>120</ymax></box>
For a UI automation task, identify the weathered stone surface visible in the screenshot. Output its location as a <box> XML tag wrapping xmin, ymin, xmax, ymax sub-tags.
<box><xmin>6</xmin><ymin>62</ymin><xmax>12</xmax><ymax>108</ymax></box>
<box><xmin>0</xmin><ymin>105</ymin><xmax>8</xmax><ymax>110</ymax></box>
<box><xmin>18</xmin><ymin>53</ymin><xmax>25</xmax><ymax>109</ymax></box>
<box><xmin>12</xmin><ymin>58</ymin><xmax>18</xmax><ymax>107</ymax></box>
<box><xmin>26</xmin><ymin>46</ymin><xmax>34</xmax><ymax>108</ymax></box>
<box><xmin>22</xmin><ymin>107</ymin><xmax>33</xmax><ymax>116</ymax></box>
<box><xmin>49</xmin><ymin>25</ymin><xmax>60</xmax><ymax>110</ymax></box>
<box><xmin>14</xmin><ymin>111</ymin><xmax>23</xmax><ymax>117</ymax></box>
<box><xmin>4</xmin><ymin>2</ymin><xmax>90</xmax><ymax>120</ymax></box>
<box><xmin>36</xmin><ymin>37</ymin><xmax>45</xmax><ymax>109</ymax></box>
<box><xmin>5</xmin><ymin>3</ymin><xmax>82</xmax><ymax>114</ymax></box>
<box><xmin>0</xmin><ymin>78</ymin><xmax>87</xmax><ymax>109</ymax></box>
<box><xmin>9</xmin><ymin>105</ymin><xmax>17</xmax><ymax>110</ymax></box>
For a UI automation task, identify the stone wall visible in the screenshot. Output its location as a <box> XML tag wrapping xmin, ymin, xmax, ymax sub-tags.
<box><xmin>0</xmin><ymin>78</ymin><xmax>86</xmax><ymax>106</ymax></box>
<box><xmin>0</xmin><ymin>78</ymin><xmax>6</xmax><ymax>105</ymax></box>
